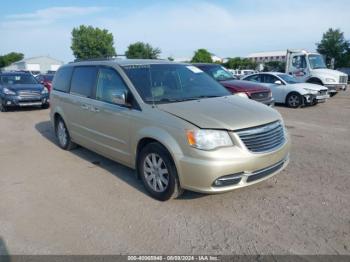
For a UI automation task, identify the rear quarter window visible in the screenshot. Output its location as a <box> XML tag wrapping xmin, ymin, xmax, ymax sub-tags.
<box><xmin>70</xmin><ymin>66</ymin><xmax>98</xmax><ymax>97</ymax></box>
<box><xmin>52</xmin><ymin>67</ymin><xmax>73</xmax><ymax>93</ymax></box>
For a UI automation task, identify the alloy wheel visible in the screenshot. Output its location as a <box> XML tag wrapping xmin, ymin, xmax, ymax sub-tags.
<box><xmin>288</xmin><ymin>95</ymin><xmax>300</xmax><ymax>107</ymax></box>
<box><xmin>143</xmin><ymin>153</ymin><xmax>169</xmax><ymax>192</ymax></box>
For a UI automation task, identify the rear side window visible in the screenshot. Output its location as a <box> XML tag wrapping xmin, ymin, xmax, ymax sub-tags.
<box><xmin>245</xmin><ymin>74</ymin><xmax>261</xmax><ymax>82</ymax></box>
<box><xmin>70</xmin><ymin>66</ymin><xmax>97</xmax><ymax>97</ymax></box>
<box><xmin>262</xmin><ymin>74</ymin><xmax>279</xmax><ymax>84</ymax></box>
<box><xmin>52</xmin><ymin>67</ymin><xmax>73</xmax><ymax>92</ymax></box>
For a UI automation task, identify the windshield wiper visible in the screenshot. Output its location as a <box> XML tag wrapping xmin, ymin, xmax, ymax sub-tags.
<box><xmin>190</xmin><ymin>95</ymin><xmax>222</xmax><ymax>100</ymax></box>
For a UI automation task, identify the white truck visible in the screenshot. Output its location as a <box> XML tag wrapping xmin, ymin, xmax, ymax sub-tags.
<box><xmin>285</xmin><ymin>49</ymin><xmax>348</xmax><ymax>96</ymax></box>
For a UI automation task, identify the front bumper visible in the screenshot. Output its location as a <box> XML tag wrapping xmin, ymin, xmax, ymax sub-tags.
<box><xmin>325</xmin><ymin>84</ymin><xmax>348</xmax><ymax>92</ymax></box>
<box><xmin>1</xmin><ymin>94</ymin><xmax>49</xmax><ymax>107</ymax></box>
<box><xmin>258</xmin><ymin>97</ymin><xmax>275</xmax><ymax>107</ymax></box>
<box><xmin>176</xmin><ymin>138</ymin><xmax>290</xmax><ymax>193</ymax></box>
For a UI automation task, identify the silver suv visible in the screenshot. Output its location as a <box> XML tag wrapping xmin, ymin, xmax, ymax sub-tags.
<box><xmin>50</xmin><ymin>59</ymin><xmax>290</xmax><ymax>201</ymax></box>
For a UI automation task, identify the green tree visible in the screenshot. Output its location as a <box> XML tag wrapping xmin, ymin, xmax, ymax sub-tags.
<box><xmin>71</xmin><ymin>25</ymin><xmax>116</xmax><ymax>59</ymax></box>
<box><xmin>262</xmin><ymin>61</ymin><xmax>286</xmax><ymax>72</ymax></box>
<box><xmin>316</xmin><ymin>28</ymin><xmax>350</xmax><ymax>68</ymax></box>
<box><xmin>125</xmin><ymin>42</ymin><xmax>161</xmax><ymax>59</ymax></box>
<box><xmin>0</xmin><ymin>52</ymin><xmax>24</xmax><ymax>68</ymax></box>
<box><xmin>225</xmin><ymin>57</ymin><xmax>257</xmax><ymax>70</ymax></box>
<box><xmin>191</xmin><ymin>49</ymin><xmax>213</xmax><ymax>63</ymax></box>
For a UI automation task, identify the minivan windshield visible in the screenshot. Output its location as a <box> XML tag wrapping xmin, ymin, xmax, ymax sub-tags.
<box><xmin>277</xmin><ymin>74</ymin><xmax>301</xmax><ymax>84</ymax></box>
<box><xmin>198</xmin><ymin>65</ymin><xmax>236</xmax><ymax>81</ymax></box>
<box><xmin>308</xmin><ymin>54</ymin><xmax>327</xmax><ymax>69</ymax></box>
<box><xmin>0</xmin><ymin>74</ymin><xmax>38</xmax><ymax>85</ymax></box>
<box><xmin>122</xmin><ymin>64</ymin><xmax>230</xmax><ymax>104</ymax></box>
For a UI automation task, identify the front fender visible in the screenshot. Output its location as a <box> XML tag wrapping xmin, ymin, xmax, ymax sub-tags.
<box><xmin>132</xmin><ymin>126</ymin><xmax>185</xmax><ymax>179</ymax></box>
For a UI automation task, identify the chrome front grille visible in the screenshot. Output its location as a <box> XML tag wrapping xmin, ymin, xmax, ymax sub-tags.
<box><xmin>339</xmin><ymin>75</ymin><xmax>348</xmax><ymax>84</ymax></box>
<box><xmin>236</xmin><ymin>121</ymin><xmax>286</xmax><ymax>153</ymax></box>
<box><xmin>250</xmin><ymin>91</ymin><xmax>269</xmax><ymax>101</ymax></box>
<box><xmin>18</xmin><ymin>90</ymin><xmax>41</xmax><ymax>99</ymax></box>
<box><xmin>319</xmin><ymin>90</ymin><xmax>327</xmax><ymax>96</ymax></box>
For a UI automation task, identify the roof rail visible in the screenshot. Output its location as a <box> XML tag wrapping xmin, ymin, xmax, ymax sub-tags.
<box><xmin>69</xmin><ymin>54</ymin><xmax>126</xmax><ymax>63</ymax></box>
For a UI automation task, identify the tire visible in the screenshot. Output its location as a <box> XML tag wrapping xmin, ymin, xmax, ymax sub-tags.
<box><xmin>138</xmin><ymin>142</ymin><xmax>183</xmax><ymax>201</ymax></box>
<box><xmin>55</xmin><ymin>117</ymin><xmax>76</xmax><ymax>150</ymax></box>
<box><xmin>286</xmin><ymin>92</ymin><xmax>303</xmax><ymax>108</ymax></box>
<box><xmin>41</xmin><ymin>103</ymin><xmax>49</xmax><ymax>109</ymax></box>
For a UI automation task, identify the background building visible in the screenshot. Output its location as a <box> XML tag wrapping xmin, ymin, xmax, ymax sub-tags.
<box><xmin>247</xmin><ymin>51</ymin><xmax>287</xmax><ymax>64</ymax></box>
<box><xmin>3</xmin><ymin>55</ymin><xmax>64</xmax><ymax>73</ymax></box>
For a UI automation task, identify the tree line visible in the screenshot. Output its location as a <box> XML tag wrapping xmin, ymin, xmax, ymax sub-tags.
<box><xmin>1</xmin><ymin>26</ymin><xmax>349</xmax><ymax>71</ymax></box>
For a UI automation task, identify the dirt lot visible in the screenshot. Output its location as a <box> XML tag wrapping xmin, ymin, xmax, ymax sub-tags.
<box><xmin>0</xmin><ymin>91</ymin><xmax>349</xmax><ymax>255</ymax></box>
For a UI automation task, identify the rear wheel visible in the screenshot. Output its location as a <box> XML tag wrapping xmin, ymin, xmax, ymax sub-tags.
<box><xmin>55</xmin><ymin>117</ymin><xmax>76</xmax><ymax>150</ymax></box>
<box><xmin>286</xmin><ymin>92</ymin><xmax>303</xmax><ymax>108</ymax></box>
<box><xmin>138</xmin><ymin>142</ymin><xmax>183</xmax><ymax>201</ymax></box>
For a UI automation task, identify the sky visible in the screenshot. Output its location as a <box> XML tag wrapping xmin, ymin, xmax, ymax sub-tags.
<box><xmin>0</xmin><ymin>0</ymin><xmax>349</xmax><ymax>62</ymax></box>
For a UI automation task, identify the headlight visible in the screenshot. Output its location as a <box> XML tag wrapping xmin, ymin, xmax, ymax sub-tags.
<box><xmin>41</xmin><ymin>87</ymin><xmax>48</xmax><ymax>94</ymax></box>
<box><xmin>3</xmin><ymin>87</ymin><xmax>16</xmax><ymax>95</ymax></box>
<box><xmin>186</xmin><ymin>129</ymin><xmax>233</xmax><ymax>150</ymax></box>
<box><xmin>325</xmin><ymin>78</ymin><xmax>336</xmax><ymax>83</ymax></box>
<box><xmin>236</xmin><ymin>92</ymin><xmax>249</xmax><ymax>98</ymax></box>
<box><xmin>304</xmin><ymin>88</ymin><xmax>318</xmax><ymax>95</ymax></box>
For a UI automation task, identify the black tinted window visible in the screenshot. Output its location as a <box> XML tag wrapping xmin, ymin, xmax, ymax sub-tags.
<box><xmin>70</xmin><ymin>66</ymin><xmax>97</xmax><ymax>97</ymax></box>
<box><xmin>96</xmin><ymin>68</ymin><xmax>128</xmax><ymax>104</ymax></box>
<box><xmin>52</xmin><ymin>67</ymin><xmax>73</xmax><ymax>92</ymax></box>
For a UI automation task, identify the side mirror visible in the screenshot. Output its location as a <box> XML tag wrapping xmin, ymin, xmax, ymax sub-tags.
<box><xmin>274</xmin><ymin>80</ymin><xmax>282</xmax><ymax>85</ymax></box>
<box><xmin>111</xmin><ymin>90</ymin><xmax>128</xmax><ymax>106</ymax></box>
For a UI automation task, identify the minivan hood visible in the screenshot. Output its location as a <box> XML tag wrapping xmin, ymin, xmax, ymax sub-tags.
<box><xmin>157</xmin><ymin>95</ymin><xmax>281</xmax><ymax>130</ymax></box>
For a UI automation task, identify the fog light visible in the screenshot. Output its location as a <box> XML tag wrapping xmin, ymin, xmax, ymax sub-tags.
<box><xmin>213</xmin><ymin>173</ymin><xmax>243</xmax><ymax>187</ymax></box>
<box><xmin>6</xmin><ymin>101</ymin><xmax>11</xmax><ymax>105</ymax></box>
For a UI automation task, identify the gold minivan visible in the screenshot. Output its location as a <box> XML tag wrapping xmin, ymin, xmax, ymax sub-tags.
<box><xmin>50</xmin><ymin>59</ymin><xmax>290</xmax><ymax>201</ymax></box>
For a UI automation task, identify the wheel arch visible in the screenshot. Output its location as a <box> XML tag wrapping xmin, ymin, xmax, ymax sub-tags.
<box><xmin>134</xmin><ymin>128</ymin><xmax>184</xmax><ymax>182</ymax></box>
<box><xmin>306</xmin><ymin>77</ymin><xmax>324</xmax><ymax>85</ymax></box>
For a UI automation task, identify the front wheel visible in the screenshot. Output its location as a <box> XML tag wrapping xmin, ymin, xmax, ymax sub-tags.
<box><xmin>0</xmin><ymin>104</ymin><xmax>7</xmax><ymax>112</ymax></box>
<box><xmin>286</xmin><ymin>93</ymin><xmax>303</xmax><ymax>108</ymax></box>
<box><xmin>41</xmin><ymin>103</ymin><xmax>49</xmax><ymax>109</ymax></box>
<box><xmin>138</xmin><ymin>142</ymin><xmax>183</xmax><ymax>201</ymax></box>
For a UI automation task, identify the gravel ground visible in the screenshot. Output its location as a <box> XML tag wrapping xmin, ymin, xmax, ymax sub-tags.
<box><xmin>0</xmin><ymin>90</ymin><xmax>349</xmax><ymax>255</ymax></box>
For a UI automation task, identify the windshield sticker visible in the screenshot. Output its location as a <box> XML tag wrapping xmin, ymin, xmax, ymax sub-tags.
<box><xmin>186</xmin><ymin>66</ymin><xmax>203</xmax><ymax>73</ymax></box>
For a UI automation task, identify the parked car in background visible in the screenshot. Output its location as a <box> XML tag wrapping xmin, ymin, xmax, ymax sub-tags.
<box><xmin>194</xmin><ymin>64</ymin><xmax>274</xmax><ymax>106</ymax></box>
<box><xmin>50</xmin><ymin>59</ymin><xmax>289</xmax><ymax>201</ymax></box>
<box><xmin>242</xmin><ymin>72</ymin><xmax>329</xmax><ymax>108</ymax></box>
<box><xmin>47</xmin><ymin>70</ymin><xmax>57</xmax><ymax>74</ymax></box>
<box><xmin>18</xmin><ymin>70</ymin><xmax>41</xmax><ymax>77</ymax></box>
<box><xmin>0</xmin><ymin>72</ymin><xmax>49</xmax><ymax>112</ymax></box>
<box><xmin>285</xmin><ymin>49</ymin><xmax>348</xmax><ymax>95</ymax></box>
<box><xmin>36</xmin><ymin>73</ymin><xmax>54</xmax><ymax>92</ymax></box>
<box><xmin>228</xmin><ymin>69</ymin><xmax>256</xmax><ymax>79</ymax></box>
